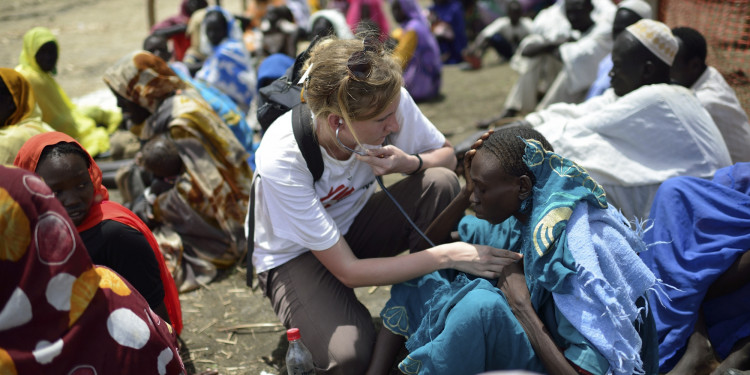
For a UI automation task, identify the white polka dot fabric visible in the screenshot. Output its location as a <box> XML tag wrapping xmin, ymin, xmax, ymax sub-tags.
<box><xmin>0</xmin><ymin>167</ymin><xmax>185</xmax><ymax>374</ymax></box>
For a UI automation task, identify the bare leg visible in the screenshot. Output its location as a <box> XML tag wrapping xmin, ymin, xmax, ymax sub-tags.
<box><xmin>712</xmin><ymin>336</ymin><xmax>750</xmax><ymax>375</ymax></box>
<box><xmin>706</xmin><ymin>251</ymin><xmax>750</xmax><ymax>300</ymax></box>
<box><xmin>670</xmin><ymin>251</ymin><xmax>750</xmax><ymax>375</ymax></box>
<box><xmin>365</xmin><ymin>328</ymin><xmax>405</xmax><ymax>375</ymax></box>
<box><xmin>667</xmin><ymin>312</ymin><xmax>720</xmax><ymax>375</ymax></box>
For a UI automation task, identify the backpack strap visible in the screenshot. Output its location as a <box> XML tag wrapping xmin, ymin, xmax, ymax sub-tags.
<box><xmin>247</xmin><ymin>102</ymin><xmax>323</xmax><ymax>288</ymax></box>
<box><xmin>247</xmin><ymin>103</ymin><xmax>321</xmax><ymax>287</ymax></box>
<box><xmin>292</xmin><ymin>103</ymin><xmax>324</xmax><ymax>182</ymax></box>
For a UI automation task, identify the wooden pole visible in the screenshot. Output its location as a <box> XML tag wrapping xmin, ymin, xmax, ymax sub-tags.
<box><xmin>147</xmin><ymin>0</ymin><xmax>156</xmax><ymax>30</ymax></box>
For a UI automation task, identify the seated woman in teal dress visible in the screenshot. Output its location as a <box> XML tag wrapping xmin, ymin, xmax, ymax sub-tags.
<box><xmin>367</xmin><ymin>126</ymin><xmax>659</xmax><ymax>375</ymax></box>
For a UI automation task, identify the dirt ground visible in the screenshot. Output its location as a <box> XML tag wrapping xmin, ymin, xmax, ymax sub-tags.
<box><xmin>1</xmin><ymin>1</ymin><xmax>516</xmax><ymax>374</ymax></box>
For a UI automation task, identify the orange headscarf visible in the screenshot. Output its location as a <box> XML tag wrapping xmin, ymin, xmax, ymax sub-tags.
<box><xmin>13</xmin><ymin>132</ymin><xmax>183</xmax><ymax>334</ymax></box>
<box><xmin>14</xmin><ymin>131</ymin><xmax>109</xmax><ymax>201</ymax></box>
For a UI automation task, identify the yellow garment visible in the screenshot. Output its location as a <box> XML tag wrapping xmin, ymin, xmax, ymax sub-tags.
<box><xmin>308</xmin><ymin>0</ymin><xmax>321</xmax><ymax>14</ymax></box>
<box><xmin>391</xmin><ymin>28</ymin><xmax>418</xmax><ymax>70</ymax></box>
<box><xmin>15</xmin><ymin>27</ymin><xmax>116</xmax><ymax>157</ymax></box>
<box><xmin>0</xmin><ymin>68</ymin><xmax>53</xmax><ymax>165</ymax></box>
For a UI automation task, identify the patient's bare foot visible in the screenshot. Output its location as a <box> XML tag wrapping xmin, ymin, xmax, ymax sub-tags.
<box><xmin>712</xmin><ymin>336</ymin><xmax>750</xmax><ymax>375</ymax></box>
<box><xmin>668</xmin><ymin>329</ymin><xmax>720</xmax><ymax>375</ymax></box>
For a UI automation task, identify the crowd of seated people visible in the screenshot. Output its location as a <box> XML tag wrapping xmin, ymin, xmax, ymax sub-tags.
<box><xmin>2</xmin><ymin>1</ymin><xmax>750</xmax><ymax>374</ymax></box>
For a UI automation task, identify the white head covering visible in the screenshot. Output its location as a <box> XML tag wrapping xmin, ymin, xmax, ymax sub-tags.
<box><xmin>625</xmin><ymin>19</ymin><xmax>678</xmax><ymax>66</ymax></box>
<box><xmin>618</xmin><ymin>0</ymin><xmax>652</xmax><ymax>20</ymax></box>
<box><xmin>308</xmin><ymin>10</ymin><xmax>354</xmax><ymax>39</ymax></box>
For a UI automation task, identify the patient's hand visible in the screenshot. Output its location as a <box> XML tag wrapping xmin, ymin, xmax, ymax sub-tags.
<box><xmin>497</xmin><ymin>260</ymin><xmax>531</xmax><ymax>311</ymax></box>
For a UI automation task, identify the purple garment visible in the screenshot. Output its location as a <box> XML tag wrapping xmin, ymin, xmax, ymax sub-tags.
<box><xmin>429</xmin><ymin>0</ymin><xmax>467</xmax><ymax>64</ymax></box>
<box><xmin>398</xmin><ymin>0</ymin><xmax>442</xmax><ymax>101</ymax></box>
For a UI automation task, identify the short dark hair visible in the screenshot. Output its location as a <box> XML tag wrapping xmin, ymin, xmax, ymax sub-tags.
<box><xmin>141</xmin><ymin>136</ymin><xmax>183</xmax><ymax>178</ymax></box>
<box><xmin>205</xmin><ymin>10</ymin><xmax>229</xmax><ymax>35</ymax></box>
<box><xmin>672</xmin><ymin>26</ymin><xmax>707</xmax><ymax>64</ymax></box>
<box><xmin>477</xmin><ymin>125</ymin><xmax>553</xmax><ymax>186</ymax></box>
<box><xmin>38</xmin><ymin>141</ymin><xmax>91</xmax><ymax>171</ymax></box>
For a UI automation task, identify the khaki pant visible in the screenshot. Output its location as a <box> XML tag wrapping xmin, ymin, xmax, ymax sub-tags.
<box><xmin>258</xmin><ymin>167</ymin><xmax>460</xmax><ymax>374</ymax></box>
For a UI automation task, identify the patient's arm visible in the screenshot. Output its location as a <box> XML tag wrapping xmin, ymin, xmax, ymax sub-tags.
<box><xmin>499</xmin><ymin>261</ymin><xmax>579</xmax><ymax>375</ymax></box>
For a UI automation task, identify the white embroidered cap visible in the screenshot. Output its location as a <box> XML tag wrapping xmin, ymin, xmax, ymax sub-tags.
<box><xmin>625</xmin><ymin>19</ymin><xmax>678</xmax><ymax>66</ymax></box>
<box><xmin>618</xmin><ymin>0</ymin><xmax>652</xmax><ymax>20</ymax></box>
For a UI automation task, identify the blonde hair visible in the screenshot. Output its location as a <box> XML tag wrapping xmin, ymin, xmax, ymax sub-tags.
<box><xmin>302</xmin><ymin>36</ymin><xmax>403</xmax><ymax>146</ymax></box>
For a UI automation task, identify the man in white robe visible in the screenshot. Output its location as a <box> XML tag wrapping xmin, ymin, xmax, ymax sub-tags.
<box><xmin>585</xmin><ymin>0</ymin><xmax>653</xmax><ymax>99</ymax></box>
<box><xmin>671</xmin><ymin>26</ymin><xmax>750</xmax><ymax>164</ymax></box>
<box><xmin>499</xmin><ymin>0</ymin><xmax>615</xmax><ymax>117</ymax></box>
<box><xmin>462</xmin><ymin>0</ymin><xmax>533</xmax><ymax>69</ymax></box>
<box><xmin>523</xmin><ymin>19</ymin><xmax>732</xmax><ymax>220</ymax></box>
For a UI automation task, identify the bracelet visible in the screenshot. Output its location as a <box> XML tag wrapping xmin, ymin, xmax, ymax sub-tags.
<box><xmin>408</xmin><ymin>153</ymin><xmax>423</xmax><ymax>175</ymax></box>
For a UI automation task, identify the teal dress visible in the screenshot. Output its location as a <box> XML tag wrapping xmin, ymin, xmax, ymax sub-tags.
<box><xmin>381</xmin><ymin>140</ymin><xmax>659</xmax><ymax>375</ymax></box>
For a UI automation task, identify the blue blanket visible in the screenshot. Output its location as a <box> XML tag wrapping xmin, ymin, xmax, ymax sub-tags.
<box><xmin>641</xmin><ymin>162</ymin><xmax>750</xmax><ymax>372</ymax></box>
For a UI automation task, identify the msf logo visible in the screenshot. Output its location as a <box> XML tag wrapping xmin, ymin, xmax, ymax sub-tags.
<box><xmin>321</xmin><ymin>185</ymin><xmax>355</xmax><ymax>208</ymax></box>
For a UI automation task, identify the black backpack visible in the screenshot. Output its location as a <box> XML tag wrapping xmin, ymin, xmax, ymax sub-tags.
<box><xmin>256</xmin><ymin>36</ymin><xmax>321</xmax><ymax>133</ymax></box>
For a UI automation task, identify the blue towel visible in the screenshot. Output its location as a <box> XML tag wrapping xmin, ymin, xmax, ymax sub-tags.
<box><xmin>556</xmin><ymin>203</ymin><xmax>655</xmax><ymax>375</ymax></box>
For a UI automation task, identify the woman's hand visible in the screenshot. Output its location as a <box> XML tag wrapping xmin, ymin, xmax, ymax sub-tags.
<box><xmin>497</xmin><ymin>259</ymin><xmax>532</xmax><ymax>311</ymax></box>
<box><xmin>439</xmin><ymin>241</ymin><xmax>523</xmax><ymax>279</ymax></box>
<box><xmin>358</xmin><ymin>145</ymin><xmax>419</xmax><ymax>176</ymax></box>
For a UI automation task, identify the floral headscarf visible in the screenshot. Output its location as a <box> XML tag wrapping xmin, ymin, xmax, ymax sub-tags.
<box><xmin>102</xmin><ymin>51</ymin><xmax>185</xmax><ymax>114</ymax></box>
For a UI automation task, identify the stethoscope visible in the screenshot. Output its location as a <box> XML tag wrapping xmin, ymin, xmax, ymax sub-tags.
<box><xmin>335</xmin><ymin>126</ymin><xmax>368</xmax><ymax>156</ymax></box>
<box><xmin>334</xmin><ymin>122</ymin><xmax>435</xmax><ymax>247</ymax></box>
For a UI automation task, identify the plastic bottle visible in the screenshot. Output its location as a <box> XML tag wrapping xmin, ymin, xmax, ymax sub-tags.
<box><xmin>285</xmin><ymin>328</ymin><xmax>315</xmax><ymax>375</ymax></box>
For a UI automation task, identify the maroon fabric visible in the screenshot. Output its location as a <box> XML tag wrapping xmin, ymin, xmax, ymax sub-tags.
<box><xmin>150</xmin><ymin>0</ymin><xmax>193</xmax><ymax>61</ymax></box>
<box><xmin>13</xmin><ymin>131</ymin><xmax>183</xmax><ymax>334</ymax></box>
<box><xmin>0</xmin><ymin>165</ymin><xmax>184</xmax><ymax>374</ymax></box>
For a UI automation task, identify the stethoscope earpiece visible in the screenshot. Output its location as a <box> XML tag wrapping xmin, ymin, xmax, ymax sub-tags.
<box><xmin>335</xmin><ymin>126</ymin><xmax>368</xmax><ymax>156</ymax></box>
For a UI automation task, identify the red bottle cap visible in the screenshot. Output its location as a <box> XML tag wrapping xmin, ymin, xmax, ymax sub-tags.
<box><xmin>287</xmin><ymin>328</ymin><xmax>301</xmax><ymax>341</ymax></box>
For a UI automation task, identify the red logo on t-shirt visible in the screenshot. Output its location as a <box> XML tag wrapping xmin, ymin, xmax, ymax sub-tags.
<box><xmin>321</xmin><ymin>184</ymin><xmax>355</xmax><ymax>208</ymax></box>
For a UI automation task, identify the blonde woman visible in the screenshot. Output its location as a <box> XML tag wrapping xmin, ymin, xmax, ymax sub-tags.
<box><xmin>250</xmin><ymin>36</ymin><xmax>520</xmax><ymax>374</ymax></box>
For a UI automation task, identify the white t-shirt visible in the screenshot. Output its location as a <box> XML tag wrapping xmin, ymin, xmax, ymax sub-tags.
<box><xmin>250</xmin><ymin>87</ymin><xmax>446</xmax><ymax>272</ymax></box>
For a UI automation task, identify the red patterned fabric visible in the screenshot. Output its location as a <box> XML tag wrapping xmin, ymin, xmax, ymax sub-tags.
<box><xmin>13</xmin><ymin>132</ymin><xmax>182</xmax><ymax>334</ymax></box>
<box><xmin>0</xmin><ymin>165</ymin><xmax>185</xmax><ymax>374</ymax></box>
